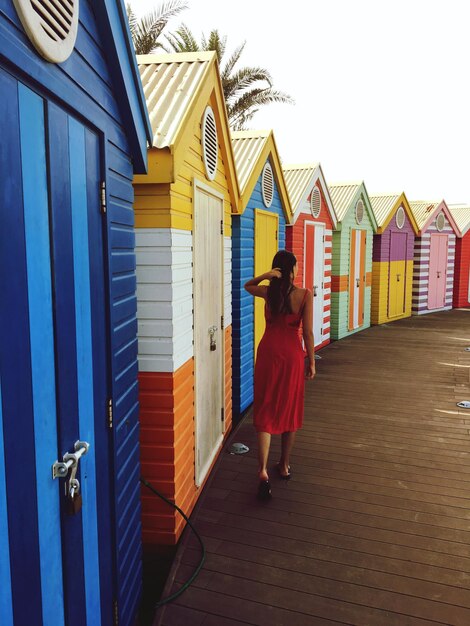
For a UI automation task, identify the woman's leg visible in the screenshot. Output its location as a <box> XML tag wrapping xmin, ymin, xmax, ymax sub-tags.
<box><xmin>279</xmin><ymin>431</ymin><xmax>296</xmax><ymax>476</ymax></box>
<box><xmin>257</xmin><ymin>431</ymin><xmax>271</xmax><ymax>481</ymax></box>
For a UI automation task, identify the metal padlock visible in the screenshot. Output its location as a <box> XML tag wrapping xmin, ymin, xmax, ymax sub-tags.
<box><xmin>66</xmin><ymin>491</ymin><xmax>83</xmax><ymax>515</ymax></box>
<box><xmin>66</xmin><ymin>477</ymin><xmax>82</xmax><ymax>515</ymax></box>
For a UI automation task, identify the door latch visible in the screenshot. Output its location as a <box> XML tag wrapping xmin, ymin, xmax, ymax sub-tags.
<box><xmin>208</xmin><ymin>325</ymin><xmax>218</xmax><ymax>351</ymax></box>
<box><xmin>313</xmin><ymin>285</ymin><xmax>318</xmax><ymax>297</ymax></box>
<box><xmin>397</xmin><ymin>273</ymin><xmax>401</xmax><ymax>282</ymax></box>
<box><xmin>52</xmin><ymin>441</ymin><xmax>89</xmax><ymax>516</ymax></box>
<box><xmin>356</xmin><ymin>278</ymin><xmax>360</xmax><ymax>287</ymax></box>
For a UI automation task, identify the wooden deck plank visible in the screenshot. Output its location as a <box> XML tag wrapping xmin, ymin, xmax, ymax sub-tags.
<box><xmin>154</xmin><ymin>311</ymin><xmax>470</xmax><ymax>626</ymax></box>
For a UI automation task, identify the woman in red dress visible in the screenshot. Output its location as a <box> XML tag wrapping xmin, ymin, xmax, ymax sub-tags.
<box><xmin>245</xmin><ymin>250</ymin><xmax>315</xmax><ymax>500</ymax></box>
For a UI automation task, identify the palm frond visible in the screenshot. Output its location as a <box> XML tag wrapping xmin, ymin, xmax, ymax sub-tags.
<box><xmin>223</xmin><ymin>66</ymin><xmax>274</xmax><ymax>100</ymax></box>
<box><xmin>202</xmin><ymin>29</ymin><xmax>227</xmax><ymax>63</ymax></box>
<box><xmin>220</xmin><ymin>42</ymin><xmax>245</xmax><ymax>82</ymax></box>
<box><xmin>128</xmin><ymin>0</ymin><xmax>188</xmax><ymax>54</ymax></box>
<box><xmin>165</xmin><ymin>23</ymin><xmax>200</xmax><ymax>52</ymax></box>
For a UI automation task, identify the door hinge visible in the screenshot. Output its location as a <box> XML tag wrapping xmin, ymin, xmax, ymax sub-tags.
<box><xmin>100</xmin><ymin>181</ymin><xmax>107</xmax><ymax>214</ymax></box>
<box><xmin>221</xmin><ymin>407</ymin><xmax>224</xmax><ymax>422</ymax></box>
<box><xmin>221</xmin><ymin>315</ymin><xmax>224</xmax><ymax>330</ymax></box>
<box><xmin>220</xmin><ymin>219</ymin><xmax>224</xmax><ymax>235</ymax></box>
<box><xmin>113</xmin><ymin>599</ymin><xmax>118</xmax><ymax>626</ymax></box>
<box><xmin>275</xmin><ymin>230</ymin><xmax>278</xmax><ymax>241</ymax></box>
<box><xmin>108</xmin><ymin>398</ymin><xmax>113</xmax><ymax>429</ymax></box>
<box><xmin>323</xmin><ymin>235</ymin><xmax>325</xmax><ymax>242</ymax></box>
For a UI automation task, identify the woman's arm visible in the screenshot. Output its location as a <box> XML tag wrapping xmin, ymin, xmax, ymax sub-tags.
<box><xmin>244</xmin><ymin>268</ymin><xmax>281</xmax><ymax>298</ymax></box>
<box><xmin>302</xmin><ymin>290</ymin><xmax>316</xmax><ymax>379</ymax></box>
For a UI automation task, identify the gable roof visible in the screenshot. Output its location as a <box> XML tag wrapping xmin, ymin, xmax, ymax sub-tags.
<box><xmin>409</xmin><ymin>200</ymin><xmax>459</xmax><ymax>235</ymax></box>
<box><xmin>231</xmin><ymin>130</ymin><xmax>292</xmax><ymax>222</ymax></box>
<box><xmin>137</xmin><ymin>51</ymin><xmax>240</xmax><ymax>210</ymax></box>
<box><xmin>447</xmin><ymin>205</ymin><xmax>470</xmax><ymax>237</ymax></box>
<box><xmin>283</xmin><ymin>163</ymin><xmax>337</xmax><ymax>228</ymax></box>
<box><xmin>368</xmin><ymin>192</ymin><xmax>419</xmax><ymax>234</ymax></box>
<box><xmin>89</xmin><ymin>1</ymin><xmax>153</xmax><ymax>172</ymax></box>
<box><xmin>328</xmin><ymin>182</ymin><xmax>378</xmax><ymax>231</ymax></box>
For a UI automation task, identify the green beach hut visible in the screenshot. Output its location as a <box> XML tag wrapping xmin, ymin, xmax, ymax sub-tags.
<box><xmin>328</xmin><ymin>182</ymin><xmax>377</xmax><ymax>340</ymax></box>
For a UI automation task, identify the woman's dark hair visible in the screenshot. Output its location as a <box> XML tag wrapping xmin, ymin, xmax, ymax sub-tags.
<box><xmin>267</xmin><ymin>250</ymin><xmax>297</xmax><ymax>315</ymax></box>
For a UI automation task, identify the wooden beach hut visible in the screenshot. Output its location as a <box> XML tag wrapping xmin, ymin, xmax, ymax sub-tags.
<box><xmin>368</xmin><ymin>193</ymin><xmax>419</xmax><ymax>325</ymax></box>
<box><xmin>328</xmin><ymin>183</ymin><xmax>377</xmax><ymax>340</ymax></box>
<box><xmin>409</xmin><ymin>201</ymin><xmax>459</xmax><ymax>314</ymax></box>
<box><xmin>133</xmin><ymin>52</ymin><xmax>240</xmax><ymax>546</ymax></box>
<box><xmin>283</xmin><ymin>163</ymin><xmax>337</xmax><ymax>349</ymax></box>
<box><xmin>448</xmin><ymin>205</ymin><xmax>470</xmax><ymax>309</ymax></box>
<box><xmin>231</xmin><ymin>130</ymin><xmax>292</xmax><ymax>417</ymax></box>
<box><xmin>0</xmin><ymin>2</ymin><xmax>152</xmax><ymax>625</ymax></box>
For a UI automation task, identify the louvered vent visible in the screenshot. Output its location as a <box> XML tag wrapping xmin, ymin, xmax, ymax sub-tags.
<box><xmin>201</xmin><ymin>106</ymin><xmax>218</xmax><ymax>181</ymax></box>
<box><xmin>262</xmin><ymin>162</ymin><xmax>274</xmax><ymax>208</ymax></box>
<box><xmin>395</xmin><ymin>206</ymin><xmax>405</xmax><ymax>229</ymax></box>
<box><xmin>13</xmin><ymin>0</ymin><xmax>79</xmax><ymax>63</ymax></box>
<box><xmin>436</xmin><ymin>212</ymin><xmax>445</xmax><ymax>231</ymax></box>
<box><xmin>311</xmin><ymin>187</ymin><xmax>321</xmax><ymax>218</ymax></box>
<box><xmin>355</xmin><ymin>199</ymin><xmax>364</xmax><ymax>224</ymax></box>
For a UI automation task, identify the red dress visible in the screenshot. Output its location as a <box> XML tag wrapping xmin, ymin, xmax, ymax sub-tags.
<box><xmin>253</xmin><ymin>290</ymin><xmax>308</xmax><ymax>434</ymax></box>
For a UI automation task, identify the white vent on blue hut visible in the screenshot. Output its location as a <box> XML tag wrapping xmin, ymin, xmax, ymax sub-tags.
<box><xmin>201</xmin><ymin>106</ymin><xmax>218</xmax><ymax>181</ymax></box>
<box><xmin>311</xmin><ymin>187</ymin><xmax>321</xmax><ymax>218</ymax></box>
<box><xmin>436</xmin><ymin>212</ymin><xmax>445</xmax><ymax>232</ymax></box>
<box><xmin>13</xmin><ymin>0</ymin><xmax>79</xmax><ymax>63</ymax></box>
<box><xmin>355</xmin><ymin>199</ymin><xmax>364</xmax><ymax>224</ymax></box>
<box><xmin>396</xmin><ymin>206</ymin><xmax>405</xmax><ymax>229</ymax></box>
<box><xmin>262</xmin><ymin>162</ymin><xmax>274</xmax><ymax>208</ymax></box>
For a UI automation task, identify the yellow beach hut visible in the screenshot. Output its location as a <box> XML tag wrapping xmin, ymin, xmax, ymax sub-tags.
<box><xmin>133</xmin><ymin>52</ymin><xmax>240</xmax><ymax>546</ymax></box>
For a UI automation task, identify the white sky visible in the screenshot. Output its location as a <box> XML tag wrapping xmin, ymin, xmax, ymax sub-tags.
<box><xmin>129</xmin><ymin>0</ymin><xmax>469</xmax><ymax>204</ymax></box>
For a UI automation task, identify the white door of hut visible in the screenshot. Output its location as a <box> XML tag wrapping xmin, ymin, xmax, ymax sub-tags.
<box><xmin>313</xmin><ymin>224</ymin><xmax>325</xmax><ymax>345</ymax></box>
<box><xmin>193</xmin><ymin>181</ymin><xmax>224</xmax><ymax>487</ymax></box>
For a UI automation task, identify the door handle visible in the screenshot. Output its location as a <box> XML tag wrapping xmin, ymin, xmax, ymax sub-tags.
<box><xmin>356</xmin><ymin>278</ymin><xmax>360</xmax><ymax>287</ymax></box>
<box><xmin>437</xmin><ymin>271</ymin><xmax>441</xmax><ymax>278</ymax></box>
<box><xmin>208</xmin><ymin>325</ymin><xmax>218</xmax><ymax>351</ymax></box>
<box><xmin>397</xmin><ymin>274</ymin><xmax>401</xmax><ymax>282</ymax></box>
<box><xmin>313</xmin><ymin>285</ymin><xmax>318</xmax><ymax>297</ymax></box>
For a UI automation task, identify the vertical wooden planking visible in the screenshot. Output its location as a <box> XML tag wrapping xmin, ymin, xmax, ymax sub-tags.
<box><xmin>19</xmin><ymin>84</ymin><xmax>65</xmax><ymax>626</ymax></box>
<box><xmin>69</xmin><ymin>117</ymin><xmax>102</xmax><ymax>624</ymax></box>
<box><xmin>0</xmin><ymin>382</ymin><xmax>13</xmax><ymax>626</ymax></box>
<box><xmin>0</xmin><ymin>67</ymin><xmax>43</xmax><ymax>626</ymax></box>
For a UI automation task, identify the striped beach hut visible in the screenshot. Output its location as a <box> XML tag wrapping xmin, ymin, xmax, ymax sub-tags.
<box><xmin>448</xmin><ymin>205</ymin><xmax>470</xmax><ymax>309</ymax></box>
<box><xmin>283</xmin><ymin>163</ymin><xmax>337</xmax><ymax>349</ymax></box>
<box><xmin>369</xmin><ymin>193</ymin><xmax>419</xmax><ymax>325</ymax></box>
<box><xmin>231</xmin><ymin>130</ymin><xmax>292</xmax><ymax>417</ymax></box>
<box><xmin>0</xmin><ymin>1</ymin><xmax>152</xmax><ymax>625</ymax></box>
<box><xmin>328</xmin><ymin>183</ymin><xmax>378</xmax><ymax>340</ymax></box>
<box><xmin>409</xmin><ymin>201</ymin><xmax>459</xmax><ymax>314</ymax></box>
<box><xmin>133</xmin><ymin>52</ymin><xmax>240</xmax><ymax>545</ymax></box>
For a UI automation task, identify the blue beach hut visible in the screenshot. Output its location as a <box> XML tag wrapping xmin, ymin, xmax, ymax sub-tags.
<box><xmin>231</xmin><ymin>130</ymin><xmax>293</xmax><ymax>418</ymax></box>
<box><xmin>0</xmin><ymin>2</ymin><xmax>152</xmax><ymax>625</ymax></box>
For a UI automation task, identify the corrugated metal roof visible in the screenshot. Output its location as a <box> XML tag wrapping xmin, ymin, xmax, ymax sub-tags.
<box><xmin>408</xmin><ymin>201</ymin><xmax>440</xmax><ymax>230</ymax></box>
<box><xmin>448</xmin><ymin>204</ymin><xmax>470</xmax><ymax>236</ymax></box>
<box><xmin>231</xmin><ymin>130</ymin><xmax>270</xmax><ymax>194</ymax></box>
<box><xmin>282</xmin><ymin>164</ymin><xmax>319</xmax><ymax>211</ymax></box>
<box><xmin>137</xmin><ymin>51</ymin><xmax>215</xmax><ymax>148</ymax></box>
<box><xmin>368</xmin><ymin>194</ymin><xmax>402</xmax><ymax>228</ymax></box>
<box><xmin>328</xmin><ymin>182</ymin><xmax>362</xmax><ymax>222</ymax></box>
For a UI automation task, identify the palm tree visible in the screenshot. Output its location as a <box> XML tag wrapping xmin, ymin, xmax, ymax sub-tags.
<box><xmin>126</xmin><ymin>1</ymin><xmax>188</xmax><ymax>55</ymax></box>
<box><xmin>164</xmin><ymin>25</ymin><xmax>294</xmax><ymax>129</ymax></box>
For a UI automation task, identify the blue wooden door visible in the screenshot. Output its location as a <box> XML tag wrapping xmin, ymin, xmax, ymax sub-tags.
<box><xmin>0</xmin><ymin>70</ymin><xmax>112</xmax><ymax>625</ymax></box>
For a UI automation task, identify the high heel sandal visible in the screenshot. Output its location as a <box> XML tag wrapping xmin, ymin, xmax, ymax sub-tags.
<box><xmin>257</xmin><ymin>480</ymin><xmax>272</xmax><ymax>501</ymax></box>
<box><xmin>276</xmin><ymin>463</ymin><xmax>291</xmax><ymax>480</ymax></box>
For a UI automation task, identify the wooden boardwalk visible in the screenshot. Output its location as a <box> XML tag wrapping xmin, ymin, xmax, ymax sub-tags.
<box><xmin>155</xmin><ymin>309</ymin><xmax>470</xmax><ymax>626</ymax></box>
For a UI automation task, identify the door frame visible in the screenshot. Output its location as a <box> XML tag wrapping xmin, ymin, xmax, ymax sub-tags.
<box><xmin>387</xmin><ymin>231</ymin><xmax>408</xmax><ymax>318</ymax></box>
<box><xmin>192</xmin><ymin>177</ymin><xmax>225</xmax><ymax>487</ymax></box>
<box><xmin>303</xmin><ymin>220</ymin><xmax>326</xmax><ymax>346</ymax></box>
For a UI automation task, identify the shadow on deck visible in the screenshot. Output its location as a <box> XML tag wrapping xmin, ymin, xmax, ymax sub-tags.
<box><xmin>155</xmin><ymin>309</ymin><xmax>470</xmax><ymax>625</ymax></box>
